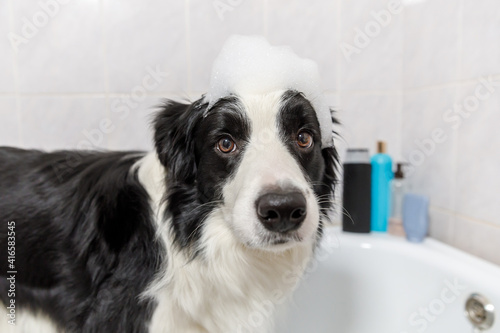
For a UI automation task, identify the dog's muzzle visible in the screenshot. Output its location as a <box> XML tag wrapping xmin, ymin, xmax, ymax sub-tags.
<box><xmin>256</xmin><ymin>191</ymin><xmax>307</xmax><ymax>233</ymax></box>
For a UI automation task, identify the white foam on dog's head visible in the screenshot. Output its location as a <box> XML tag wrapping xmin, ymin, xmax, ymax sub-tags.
<box><xmin>204</xmin><ymin>35</ymin><xmax>333</xmax><ymax>147</ymax></box>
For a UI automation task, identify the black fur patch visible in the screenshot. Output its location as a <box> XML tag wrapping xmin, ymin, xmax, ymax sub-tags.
<box><xmin>278</xmin><ymin>90</ymin><xmax>339</xmax><ymax>233</ymax></box>
<box><xmin>0</xmin><ymin>148</ymin><xmax>160</xmax><ymax>332</ymax></box>
<box><xmin>154</xmin><ymin>97</ymin><xmax>250</xmax><ymax>252</ymax></box>
<box><xmin>0</xmin><ymin>90</ymin><xmax>338</xmax><ymax>332</ymax></box>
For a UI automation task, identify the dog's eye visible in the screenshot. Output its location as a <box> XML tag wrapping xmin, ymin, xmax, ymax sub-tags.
<box><xmin>217</xmin><ymin>137</ymin><xmax>237</xmax><ymax>153</ymax></box>
<box><xmin>296</xmin><ymin>131</ymin><xmax>313</xmax><ymax>149</ymax></box>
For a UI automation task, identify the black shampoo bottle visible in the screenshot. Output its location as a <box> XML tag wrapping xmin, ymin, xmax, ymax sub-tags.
<box><xmin>342</xmin><ymin>148</ymin><xmax>371</xmax><ymax>233</ymax></box>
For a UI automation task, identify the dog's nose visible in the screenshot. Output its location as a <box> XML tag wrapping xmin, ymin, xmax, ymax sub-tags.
<box><xmin>256</xmin><ymin>192</ymin><xmax>307</xmax><ymax>233</ymax></box>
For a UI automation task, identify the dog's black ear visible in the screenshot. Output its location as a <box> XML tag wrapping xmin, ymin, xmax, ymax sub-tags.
<box><xmin>154</xmin><ymin>100</ymin><xmax>206</xmax><ymax>184</ymax></box>
<box><xmin>318</xmin><ymin>112</ymin><xmax>340</xmax><ymax>210</ymax></box>
<box><xmin>321</xmin><ymin>146</ymin><xmax>339</xmax><ymax>195</ymax></box>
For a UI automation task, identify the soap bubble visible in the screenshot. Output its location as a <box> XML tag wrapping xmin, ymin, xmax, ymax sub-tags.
<box><xmin>204</xmin><ymin>35</ymin><xmax>333</xmax><ymax>147</ymax></box>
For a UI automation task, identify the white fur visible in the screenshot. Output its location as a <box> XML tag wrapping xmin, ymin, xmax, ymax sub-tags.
<box><xmin>223</xmin><ymin>91</ymin><xmax>320</xmax><ymax>249</ymax></box>
<box><xmin>2</xmin><ymin>91</ymin><xmax>321</xmax><ymax>332</ymax></box>
<box><xmin>145</xmin><ymin>208</ymin><xmax>313</xmax><ymax>333</ymax></box>
<box><xmin>0</xmin><ymin>309</ymin><xmax>59</xmax><ymax>333</ymax></box>
<box><xmin>0</xmin><ymin>90</ymin><xmax>322</xmax><ymax>332</ymax></box>
<box><xmin>142</xmin><ymin>91</ymin><xmax>320</xmax><ymax>332</ymax></box>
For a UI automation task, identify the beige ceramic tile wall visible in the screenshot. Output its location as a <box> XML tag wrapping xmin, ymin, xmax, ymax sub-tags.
<box><xmin>402</xmin><ymin>0</ymin><xmax>500</xmax><ymax>265</ymax></box>
<box><xmin>0</xmin><ymin>0</ymin><xmax>498</xmax><ymax>264</ymax></box>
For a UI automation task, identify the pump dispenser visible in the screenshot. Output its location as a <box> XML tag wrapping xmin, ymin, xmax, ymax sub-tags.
<box><xmin>389</xmin><ymin>163</ymin><xmax>406</xmax><ymax>236</ymax></box>
<box><xmin>370</xmin><ymin>141</ymin><xmax>393</xmax><ymax>232</ymax></box>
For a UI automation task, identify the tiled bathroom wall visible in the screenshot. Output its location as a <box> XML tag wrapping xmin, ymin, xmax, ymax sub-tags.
<box><xmin>0</xmin><ymin>0</ymin><xmax>402</xmax><ymax>154</ymax></box>
<box><xmin>401</xmin><ymin>0</ymin><xmax>500</xmax><ymax>265</ymax></box>
<box><xmin>0</xmin><ymin>0</ymin><xmax>498</xmax><ymax>264</ymax></box>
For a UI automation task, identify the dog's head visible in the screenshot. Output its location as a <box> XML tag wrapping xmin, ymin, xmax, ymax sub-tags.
<box><xmin>154</xmin><ymin>90</ymin><xmax>337</xmax><ymax>253</ymax></box>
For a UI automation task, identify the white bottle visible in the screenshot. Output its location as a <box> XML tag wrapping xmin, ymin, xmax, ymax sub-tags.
<box><xmin>389</xmin><ymin>163</ymin><xmax>406</xmax><ymax>237</ymax></box>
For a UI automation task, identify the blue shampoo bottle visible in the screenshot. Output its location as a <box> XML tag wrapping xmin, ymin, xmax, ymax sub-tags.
<box><xmin>371</xmin><ymin>141</ymin><xmax>393</xmax><ymax>232</ymax></box>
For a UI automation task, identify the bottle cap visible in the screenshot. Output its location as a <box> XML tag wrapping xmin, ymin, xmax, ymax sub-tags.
<box><xmin>394</xmin><ymin>163</ymin><xmax>405</xmax><ymax>179</ymax></box>
<box><xmin>345</xmin><ymin>148</ymin><xmax>370</xmax><ymax>164</ymax></box>
<box><xmin>377</xmin><ymin>141</ymin><xmax>386</xmax><ymax>154</ymax></box>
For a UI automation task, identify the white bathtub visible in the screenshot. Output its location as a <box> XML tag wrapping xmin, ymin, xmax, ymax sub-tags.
<box><xmin>276</xmin><ymin>227</ymin><xmax>500</xmax><ymax>333</ymax></box>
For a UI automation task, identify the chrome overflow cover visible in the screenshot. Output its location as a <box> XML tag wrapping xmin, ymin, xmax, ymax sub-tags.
<box><xmin>465</xmin><ymin>293</ymin><xmax>495</xmax><ymax>331</ymax></box>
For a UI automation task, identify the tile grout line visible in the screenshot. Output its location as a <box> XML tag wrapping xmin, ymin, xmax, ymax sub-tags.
<box><xmin>7</xmin><ymin>0</ymin><xmax>24</xmax><ymax>147</ymax></box>
<box><xmin>402</xmin><ymin>75</ymin><xmax>500</xmax><ymax>93</ymax></box>
<box><xmin>0</xmin><ymin>92</ymin><xmax>203</xmax><ymax>98</ymax></box>
<box><xmin>99</xmin><ymin>0</ymin><xmax>111</xmax><ymax>149</ymax></box>
<box><xmin>448</xmin><ymin>0</ymin><xmax>465</xmax><ymax>245</ymax></box>
<box><xmin>430</xmin><ymin>205</ymin><xmax>500</xmax><ymax>231</ymax></box>
<box><xmin>342</xmin><ymin>89</ymin><xmax>403</xmax><ymax>95</ymax></box>
<box><xmin>3</xmin><ymin>73</ymin><xmax>494</xmax><ymax>100</ymax></box>
<box><xmin>185</xmin><ymin>0</ymin><xmax>192</xmax><ymax>95</ymax></box>
<box><xmin>262</xmin><ymin>0</ymin><xmax>268</xmax><ymax>38</ymax></box>
<box><xmin>336</xmin><ymin>0</ymin><xmax>341</xmax><ymax>109</ymax></box>
<box><xmin>0</xmin><ymin>90</ymin><xmax>406</xmax><ymax>98</ymax></box>
<box><xmin>397</xmin><ymin>3</ymin><xmax>405</xmax><ymax>162</ymax></box>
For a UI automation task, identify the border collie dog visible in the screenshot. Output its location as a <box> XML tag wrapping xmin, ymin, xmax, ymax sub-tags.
<box><xmin>0</xmin><ymin>90</ymin><xmax>337</xmax><ymax>332</ymax></box>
